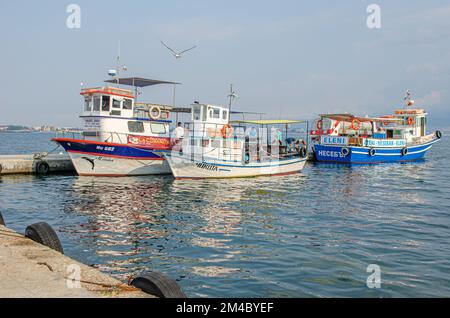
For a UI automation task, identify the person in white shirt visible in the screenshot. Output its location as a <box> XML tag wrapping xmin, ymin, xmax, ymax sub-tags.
<box><xmin>171</xmin><ymin>122</ymin><xmax>185</xmax><ymax>148</ymax></box>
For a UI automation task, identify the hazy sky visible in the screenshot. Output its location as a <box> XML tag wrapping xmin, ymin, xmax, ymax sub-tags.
<box><xmin>1</xmin><ymin>0</ymin><xmax>449</xmax><ymax>128</ymax></box>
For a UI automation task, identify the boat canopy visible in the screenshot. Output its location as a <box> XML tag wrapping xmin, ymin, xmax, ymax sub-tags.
<box><xmin>104</xmin><ymin>77</ymin><xmax>181</xmax><ymax>87</ymax></box>
<box><xmin>231</xmin><ymin>119</ymin><xmax>306</xmax><ymax>125</ymax></box>
<box><xmin>319</xmin><ymin>114</ymin><xmax>402</xmax><ymax>123</ymax></box>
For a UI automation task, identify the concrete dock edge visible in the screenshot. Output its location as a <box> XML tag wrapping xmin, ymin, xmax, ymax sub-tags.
<box><xmin>0</xmin><ymin>224</ymin><xmax>152</xmax><ymax>298</ymax></box>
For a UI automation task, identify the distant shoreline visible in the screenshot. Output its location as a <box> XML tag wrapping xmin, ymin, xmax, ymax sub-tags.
<box><xmin>0</xmin><ymin>130</ymin><xmax>56</xmax><ymax>134</ymax></box>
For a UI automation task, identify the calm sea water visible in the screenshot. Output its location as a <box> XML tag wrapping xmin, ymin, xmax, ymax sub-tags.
<box><xmin>0</xmin><ymin>132</ymin><xmax>449</xmax><ymax>297</ymax></box>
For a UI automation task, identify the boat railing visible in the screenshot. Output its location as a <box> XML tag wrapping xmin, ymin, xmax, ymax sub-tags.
<box><xmin>181</xmin><ymin>123</ymin><xmax>306</xmax><ymax>164</ymax></box>
<box><xmin>409</xmin><ymin>133</ymin><xmax>436</xmax><ymax>146</ymax></box>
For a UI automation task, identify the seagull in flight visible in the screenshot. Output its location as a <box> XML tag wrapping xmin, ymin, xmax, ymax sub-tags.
<box><xmin>160</xmin><ymin>41</ymin><xmax>197</xmax><ymax>59</ymax></box>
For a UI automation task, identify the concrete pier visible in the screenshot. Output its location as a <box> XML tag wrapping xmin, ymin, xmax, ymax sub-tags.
<box><xmin>0</xmin><ymin>153</ymin><xmax>74</xmax><ymax>175</ymax></box>
<box><xmin>0</xmin><ymin>224</ymin><xmax>151</xmax><ymax>298</ymax></box>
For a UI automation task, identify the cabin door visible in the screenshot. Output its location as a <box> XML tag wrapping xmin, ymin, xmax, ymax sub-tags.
<box><xmin>420</xmin><ymin>117</ymin><xmax>425</xmax><ymax>136</ymax></box>
<box><xmin>386</xmin><ymin>130</ymin><xmax>393</xmax><ymax>139</ymax></box>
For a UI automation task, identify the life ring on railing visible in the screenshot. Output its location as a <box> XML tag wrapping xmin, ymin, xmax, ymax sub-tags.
<box><xmin>351</xmin><ymin>119</ymin><xmax>361</xmax><ymax>130</ymax></box>
<box><xmin>407</xmin><ymin>117</ymin><xmax>415</xmax><ymax>126</ymax></box>
<box><xmin>316</xmin><ymin>120</ymin><xmax>323</xmax><ymax>130</ymax></box>
<box><xmin>149</xmin><ymin>106</ymin><xmax>162</xmax><ymax>120</ymax></box>
<box><xmin>221</xmin><ymin>124</ymin><xmax>233</xmax><ymax>139</ymax></box>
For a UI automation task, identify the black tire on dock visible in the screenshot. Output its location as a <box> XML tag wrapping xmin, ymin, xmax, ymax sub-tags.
<box><xmin>25</xmin><ymin>222</ymin><xmax>64</xmax><ymax>254</ymax></box>
<box><xmin>130</xmin><ymin>271</ymin><xmax>186</xmax><ymax>298</ymax></box>
<box><xmin>36</xmin><ymin>161</ymin><xmax>50</xmax><ymax>175</ymax></box>
<box><xmin>0</xmin><ymin>211</ymin><xmax>5</xmax><ymax>226</ymax></box>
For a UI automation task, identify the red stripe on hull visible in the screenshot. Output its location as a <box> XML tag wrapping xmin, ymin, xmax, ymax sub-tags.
<box><xmin>52</xmin><ymin>138</ymin><xmax>171</xmax><ymax>151</ymax></box>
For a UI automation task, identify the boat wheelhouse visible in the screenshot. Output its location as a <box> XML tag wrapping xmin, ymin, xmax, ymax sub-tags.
<box><xmin>52</xmin><ymin>77</ymin><xmax>179</xmax><ymax>176</ymax></box>
<box><xmin>311</xmin><ymin>95</ymin><xmax>442</xmax><ymax>164</ymax></box>
<box><xmin>163</xmin><ymin>102</ymin><xmax>308</xmax><ymax>179</ymax></box>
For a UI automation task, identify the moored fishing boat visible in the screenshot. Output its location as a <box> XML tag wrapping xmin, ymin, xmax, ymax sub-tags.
<box><xmin>311</xmin><ymin>92</ymin><xmax>442</xmax><ymax>164</ymax></box>
<box><xmin>52</xmin><ymin>77</ymin><xmax>179</xmax><ymax>176</ymax></box>
<box><xmin>163</xmin><ymin>102</ymin><xmax>308</xmax><ymax>179</ymax></box>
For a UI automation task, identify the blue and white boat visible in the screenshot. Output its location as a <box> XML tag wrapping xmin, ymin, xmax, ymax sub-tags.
<box><xmin>311</xmin><ymin>95</ymin><xmax>442</xmax><ymax>164</ymax></box>
<box><xmin>53</xmin><ymin>77</ymin><xmax>178</xmax><ymax>176</ymax></box>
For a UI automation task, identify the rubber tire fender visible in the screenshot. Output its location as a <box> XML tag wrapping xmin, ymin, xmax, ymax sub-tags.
<box><xmin>299</xmin><ymin>147</ymin><xmax>307</xmax><ymax>158</ymax></box>
<box><xmin>130</xmin><ymin>271</ymin><xmax>187</xmax><ymax>298</ymax></box>
<box><xmin>436</xmin><ymin>130</ymin><xmax>442</xmax><ymax>139</ymax></box>
<box><xmin>25</xmin><ymin>222</ymin><xmax>64</xmax><ymax>254</ymax></box>
<box><xmin>369</xmin><ymin>148</ymin><xmax>376</xmax><ymax>157</ymax></box>
<box><xmin>401</xmin><ymin>147</ymin><xmax>408</xmax><ymax>156</ymax></box>
<box><xmin>341</xmin><ymin>147</ymin><xmax>350</xmax><ymax>157</ymax></box>
<box><xmin>36</xmin><ymin>161</ymin><xmax>50</xmax><ymax>175</ymax></box>
<box><xmin>0</xmin><ymin>211</ymin><xmax>5</xmax><ymax>226</ymax></box>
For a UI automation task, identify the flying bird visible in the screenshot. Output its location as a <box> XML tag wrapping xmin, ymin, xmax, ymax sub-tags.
<box><xmin>160</xmin><ymin>41</ymin><xmax>197</xmax><ymax>59</ymax></box>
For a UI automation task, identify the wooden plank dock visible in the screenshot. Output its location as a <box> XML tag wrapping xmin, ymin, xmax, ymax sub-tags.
<box><xmin>0</xmin><ymin>224</ymin><xmax>151</xmax><ymax>298</ymax></box>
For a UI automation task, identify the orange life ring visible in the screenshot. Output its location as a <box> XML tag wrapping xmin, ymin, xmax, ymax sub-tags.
<box><xmin>316</xmin><ymin>120</ymin><xmax>323</xmax><ymax>130</ymax></box>
<box><xmin>407</xmin><ymin>117</ymin><xmax>415</xmax><ymax>126</ymax></box>
<box><xmin>221</xmin><ymin>124</ymin><xmax>233</xmax><ymax>139</ymax></box>
<box><xmin>350</xmin><ymin>119</ymin><xmax>361</xmax><ymax>130</ymax></box>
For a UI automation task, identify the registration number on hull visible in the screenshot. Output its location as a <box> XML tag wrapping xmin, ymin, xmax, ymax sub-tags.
<box><xmin>195</xmin><ymin>163</ymin><xmax>218</xmax><ymax>171</ymax></box>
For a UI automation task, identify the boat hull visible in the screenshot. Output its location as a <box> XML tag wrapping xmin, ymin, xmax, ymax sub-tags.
<box><xmin>313</xmin><ymin>139</ymin><xmax>439</xmax><ymax>164</ymax></box>
<box><xmin>53</xmin><ymin>138</ymin><xmax>171</xmax><ymax>176</ymax></box>
<box><xmin>164</xmin><ymin>154</ymin><xmax>307</xmax><ymax>179</ymax></box>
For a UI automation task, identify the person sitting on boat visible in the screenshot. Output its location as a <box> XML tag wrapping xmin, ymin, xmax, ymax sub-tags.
<box><xmin>270</xmin><ymin>128</ymin><xmax>283</xmax><ymax>145</ymax></box>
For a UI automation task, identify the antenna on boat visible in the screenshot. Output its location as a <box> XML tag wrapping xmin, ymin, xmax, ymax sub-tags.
<box><xmin>228</xmin><ymin>84</ymin><xmax>239</xmax><ymax>121</ymax></box>
<box><xmin>109</xmin><ymin>40</ymin><xmax>128</xmax><ymax>85</ymax></box>
<box><xmin>404</xmin><ymin>90</ymin><xmax>415</xmax><ymax>107</ymax></box>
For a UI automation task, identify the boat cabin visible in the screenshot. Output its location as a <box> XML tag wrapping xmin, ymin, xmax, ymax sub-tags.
<box><xmin>180</xmin><ymin>103</ymin><xmax>308</xmax><ymax>164</ymax></box>
<box><xmin>79</xmin><ymin>77</ymin><xmax>178</xmax><ymax>147</ymax></box>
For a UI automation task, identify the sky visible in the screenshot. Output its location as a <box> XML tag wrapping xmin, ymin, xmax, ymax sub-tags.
<box><xmin>1</xmin><ymin>0</ymin><xmax>450</xmax><ymax>128</ymax></box>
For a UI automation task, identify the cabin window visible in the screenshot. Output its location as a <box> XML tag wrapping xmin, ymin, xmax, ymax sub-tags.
<box><xmin>93</xmin><ymin>96</ymin><xmax>101</xmax><ymax>112</ymax></box>
<box><xmin>128</xmin><ymin>121</ymin><xmax>145</xmax><ymax>133</ymax></box>
<box><xmin>150</xmin><ymin>123</ymin><xmax>166</xmax><ymax>134</ymax></box>
<box><xmin>211</xmin><ymin>140</ymin><xmax>221</xmax><ymax>148</ymax></box>
<box><xmin>123</xmin><ymin>99</ymin><xmax>132</xmax><ymax>110</ymax></box>
<box><xmin>193</xmin><ymin>105</ymin><xmax>201</xmax><ymax>120</ymax></box>
<box><xmin>84</xmin><ymin>97</ymin><xmax>92</xmax><ymax>112</ymax></box>
<box><xmin>222</xmin><ymin>110</ymin><xmax>228</xmax><ymax>120</ymax></box>
<box><xmin>112</xmin><ymin>99</ymin><xmax>121</xmax><ymax>109</ymax></box>
<box><xmin>101</xmin><ymin>96</ymin><xmax>110</xmax><ymax>111</ymax></box>
<box><xmin>213</xmin><ymin>108</ymin><xmax>220</xmax><ymax>119</ymax></box>
<box><xmin>202</xmin><ymin>139</ymin><xmax>210</xmax><ymax>147</ymax></box>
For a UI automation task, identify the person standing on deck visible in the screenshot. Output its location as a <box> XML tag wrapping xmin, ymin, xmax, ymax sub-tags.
<box><xmin>171</xmin><ymin>122</ymin><xmax>185</xmax><ymax>149</ymax></box>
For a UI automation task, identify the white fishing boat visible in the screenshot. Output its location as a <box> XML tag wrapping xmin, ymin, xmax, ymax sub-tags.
<box><xmin>53</xmin><ymin>77</ymin><xmax>179</xmax><ymax>176</ymax></box>
<box><xmin>163</xmin><ymin>103</ymin><xmax>308</xmax><ymax>179</ymax></box>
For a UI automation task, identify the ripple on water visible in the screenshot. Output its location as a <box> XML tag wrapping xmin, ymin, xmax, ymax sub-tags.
<box><xmin>0</xmin><ymin>135</ymin><xmax>450</xmax><ymax>297</ymax></box>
